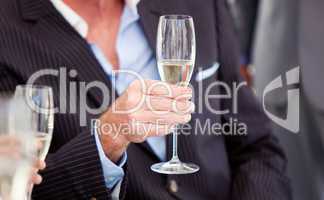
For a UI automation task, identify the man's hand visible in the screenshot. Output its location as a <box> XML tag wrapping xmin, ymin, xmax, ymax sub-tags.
<box><xmin>98</xmin><ymin>80</ymin><xmax>194</xmax><ymax>163</ymax></box>
<box><xmin>30</xmin><ymin>159</ymin><xmax>46</xmax><ymax>185</ymax></box>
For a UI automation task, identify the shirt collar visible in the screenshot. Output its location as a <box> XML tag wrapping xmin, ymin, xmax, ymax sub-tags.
<box><xmin>125</xmin><ymin>0</ymin><xmax>140</xmax><ymax>14</ymax></box>
<box><xmin>50</xmin><ymin>0</ymin><xmax>140</xmax><ymax>38</ymax></box>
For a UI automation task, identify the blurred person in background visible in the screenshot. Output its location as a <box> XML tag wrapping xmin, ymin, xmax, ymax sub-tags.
<box><xmin>231</xmin><ymin>0</ymin><xmax>324</xmax><ymax>199</ymax></box>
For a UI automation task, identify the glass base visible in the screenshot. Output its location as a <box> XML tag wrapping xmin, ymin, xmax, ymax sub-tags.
<box><xmin>151</xmin><ymin>159</ymin><xmax>200</xmax><ymax>174</ymax></box>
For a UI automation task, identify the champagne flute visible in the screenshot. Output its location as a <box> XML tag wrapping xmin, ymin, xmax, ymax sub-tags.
<box><xmin>0</xmin><ymin>95</ymin><xmax>36</xmax><ymax>200</ymax></box>
<box><xmin>14</xmin><ymin>85</ymin><xmax>54</xmax><ymax>199</ymax></box>
<box><xmin>151</xmin><ymin>15</ymin><xmax>200</xmax><ymax>174</ymax></box>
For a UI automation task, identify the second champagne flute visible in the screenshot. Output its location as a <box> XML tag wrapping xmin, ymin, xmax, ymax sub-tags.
<box><xmin>14</xmin><ymin>85</ymin><xmax>54</xmax><ymax>199</ymax></box>
<box><xmin>0</xmin><ymin>97</ymin><xmax>35</xmax><ymax>200</ymax></box>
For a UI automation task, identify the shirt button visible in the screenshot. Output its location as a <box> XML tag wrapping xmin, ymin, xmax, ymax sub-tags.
<box><xmin>168</xmin><ymin>179</ymin><xmax>178</xmax><ymax>193</ymax></box>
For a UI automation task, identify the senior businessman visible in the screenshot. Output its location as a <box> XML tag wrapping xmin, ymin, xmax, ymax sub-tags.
<box><xmin>0</xmin><ymin>0</ymin><xmax>291</xmax><ymax>199</ymax></box>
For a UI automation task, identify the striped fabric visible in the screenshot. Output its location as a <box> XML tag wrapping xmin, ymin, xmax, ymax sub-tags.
<box><xmin>0</xmin><ymin>0</ymin><xmax>292</xmax><ymax>199</ymax></box>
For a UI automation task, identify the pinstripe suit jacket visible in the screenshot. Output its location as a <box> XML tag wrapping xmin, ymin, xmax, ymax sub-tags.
<box><xmin>0</xmin><ymin>0</ymin><xmax>291</xmax><ymax>199</ymax></box>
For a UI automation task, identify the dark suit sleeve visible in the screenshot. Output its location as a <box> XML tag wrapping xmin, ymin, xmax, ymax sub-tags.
<box><xmin>33</xmin><ymin>130</ymin><xmax>112</xmax><ymax>200</ymax></box>
<box><xmin>216</xmin><ymin>0</ymin><xmax>292</xmax><ymax>199</ymax></box>
<box><xmin>0</xmin><ymin>67</ymin><xmax>116</xmax><ymax>200</ymax></box>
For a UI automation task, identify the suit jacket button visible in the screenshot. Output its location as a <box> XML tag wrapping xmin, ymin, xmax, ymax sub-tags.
<box><xmin>169</xmin><ymin>180</ymin><xmax>178</xmax><ymax>193</ymax></box>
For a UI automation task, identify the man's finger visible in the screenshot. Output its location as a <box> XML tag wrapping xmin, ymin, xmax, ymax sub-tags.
<box><xmin>131</xmin><ymin>111</ymin><xmax>191</xmax><ymax>124</ymax></box>
<box><xmin>144</xmin><ymin>95</ymin><xmax>194</xmax><ymax>114</ymax></box>
<box><xmin>34</xmin><ymin>160</ymin><xmax>46</xmax><ymax>171</ymax></box>
<box><xmin>144</xmin><ymin>80</ymin><xmax>192</xmax><ymax>98</ymax></box>
<box><xmin>31</xmin><ymin>173</ymin><xmax>43</xmax><ymax>185</ymax></box>
<box><xmin>0</xmin><ymin>136</ymin><xmax>20</xmax><ymax>146</ymax></box>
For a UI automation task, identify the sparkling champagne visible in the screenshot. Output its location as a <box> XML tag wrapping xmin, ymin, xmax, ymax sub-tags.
<box><xmin>36</xmin><ymin>133</ymin><xmax>52</xmax><ymax>161</ymax></box>
<box><xmin>158</xmin><ymin>60</ymin><xmax>194</xmax><ymax>86</ymax></box>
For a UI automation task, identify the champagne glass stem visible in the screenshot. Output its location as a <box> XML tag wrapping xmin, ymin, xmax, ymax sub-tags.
<box><xmin>171</xmin><ymin>125</ymin><xmax>180</xmax><ymax>163</ymax></box>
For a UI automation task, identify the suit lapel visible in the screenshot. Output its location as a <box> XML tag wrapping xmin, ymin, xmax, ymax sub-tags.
<box><xmin>137</xmin><ymin>0</ymin><xmax>166</xmax><ymax>52</ymax></box>
<box><xmin>19</xmin><ymin>0</ymin><xmax>47</xmax><ymax>21</ymax></box>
